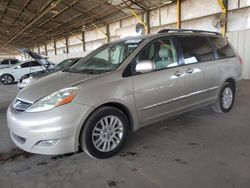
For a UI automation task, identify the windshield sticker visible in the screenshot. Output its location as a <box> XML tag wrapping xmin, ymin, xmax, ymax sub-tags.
<box><xmin>125</xmin><ymin>39</ymin><xmax>142</xmax><ymax>44</ymax></box>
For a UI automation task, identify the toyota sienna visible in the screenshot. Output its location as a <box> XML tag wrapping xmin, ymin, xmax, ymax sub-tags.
<box><xmin>7</xmin><ymin>29</ymin><xmax>243</xmax><ymax>159</ymax></box>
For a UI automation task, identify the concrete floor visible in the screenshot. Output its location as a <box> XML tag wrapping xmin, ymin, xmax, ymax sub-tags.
<box><xmin>0</xmin><ymin>81</ymin><xmax>250</xmax><ymax>188</ymax></box>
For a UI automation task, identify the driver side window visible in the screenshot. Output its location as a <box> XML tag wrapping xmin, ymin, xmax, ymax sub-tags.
<box><xmin>134</xmin><ymin>37</ymin><xmax>178</xmax><ymax>71</ymax></box>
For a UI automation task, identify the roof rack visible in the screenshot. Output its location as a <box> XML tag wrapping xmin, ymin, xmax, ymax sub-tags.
<box><xmin>158</xmin><ymin>29</ymin><xmax>222</xmax><ymax>36</ymax></box>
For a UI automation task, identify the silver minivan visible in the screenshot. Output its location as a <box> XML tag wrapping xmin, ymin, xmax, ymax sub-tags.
<box><xmin>7</xmin><ymin>29</ymin><xmax>243</xmax><ymax>159</ymax></box>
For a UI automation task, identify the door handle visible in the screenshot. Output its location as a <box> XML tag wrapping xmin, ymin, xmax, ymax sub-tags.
<box><xmin>186</xmin><ymin>68</ymin><xmax>193</xmax><ymax>74</ymax></box>
<box><xmin>174</xmin><ymin>70</ymin><xmax>183</xmax><ymax>77</ymax></box>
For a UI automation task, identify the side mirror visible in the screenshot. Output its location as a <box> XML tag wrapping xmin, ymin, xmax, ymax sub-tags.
<box><xmin>15</xmin><ymin>65</ymin><xmax>21</xmax><ymax>69</ymax></box>
<box><xmin>135</xmin><ymin>60</ymin><xmax>155</xmax><ymax>73</ymax></box>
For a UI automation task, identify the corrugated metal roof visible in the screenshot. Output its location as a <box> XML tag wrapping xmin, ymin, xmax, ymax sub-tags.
<box><xmin>0</xmin><ymin>0</ymin><xmax>168</xmax><ymax>54</ymax></box>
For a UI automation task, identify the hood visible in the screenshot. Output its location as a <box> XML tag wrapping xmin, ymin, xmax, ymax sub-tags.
<box><xmin>0</xmin><ymin>67</ymin><xmax>12</xmax><ymax>73</ymax></box>
<box><xmin>19</xmin><ymin>48</ymin><xmax>54</xmax><ymax>70</ymax></box>
<box><xmin>17</xmin><ymin>71</ymin><xmax>98</xmax><ymax>103</ymax></box>
<box><xmin>29</xmin><ymin>70</ymin><xmax>50</xmax><ymax>77</ymax></box>
<box><xmin>21</xmin><ymin>69</ymin><xmax>53</xmax><ymax>80</ymax></box>
<box><xmin>0</xmin><ymin>66</ymin><xmax>10</xmax><ymax>69</ymax></box>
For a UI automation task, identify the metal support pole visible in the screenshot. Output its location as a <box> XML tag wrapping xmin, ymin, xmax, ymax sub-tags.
<box><xmin>177</xmin><ymin>0</ymin><xmax>181</xmax><ymax>29</ymax></box>
<box><xmin>144</xmin><ymin>11</ymin><xmax>150</xmax><ymax>34</ymax></box>
<box><xmin>106</xmin><ymin>24</ymin><xmax>110</xmax><ymax>43</ymax></box>
<box><xmin>45</xmin><ymin>43</ymin><xmax>48</xmax><ymax>56</ymax></box>
<box><xmin>82</xmin><ymin>32</ymin><xmax>85</xmax><ymax>51</ymax></box>
<box><xmin>54</xmin><ymin>40</ymin><xmax>57</xmax><ymax>55</ymax></box>
<box><xmin>65</xmin><ymin>37</ymin><xmax>69</xmax><ymax>54</ymax></box>
<box><xmin>38</xmin><ymin>45</ymin><xmax>40</xmax><ymax>55</ymax></box>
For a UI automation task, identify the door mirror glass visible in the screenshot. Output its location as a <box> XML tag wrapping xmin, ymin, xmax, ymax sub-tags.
<box><xmin>135</xmin><ymin>60</ymin><xmax>155</xmax><ymax>73</ymax></box>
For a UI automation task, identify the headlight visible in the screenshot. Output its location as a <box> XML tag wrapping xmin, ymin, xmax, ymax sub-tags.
<box><xmin>26</xmin><ymin>87</ymin><xmax>79</xmax><ymax>112</ymax></box>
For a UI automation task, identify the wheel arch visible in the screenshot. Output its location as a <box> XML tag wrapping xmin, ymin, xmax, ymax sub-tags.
<box><xmin>75</xmin><ymin>101</ymin><xmax>136</xmax><ymax>152</ymax></box>
<box><xmin>99</xmin><ymin>102</ymin><xmax>135</xmax><ymax>132</ymax></box>
<box><xmin>224</xmin><ymin>77</ymin><xmax>236</xmax><ymax>91</ymax></box>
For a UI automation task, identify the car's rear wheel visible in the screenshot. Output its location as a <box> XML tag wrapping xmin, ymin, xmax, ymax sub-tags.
<box><xmin>211</xmin><ymin>82</ymin><xmax>235</xmax><ymax>113</ymax></box>
<box><xmin>0</xmin><ymin>74</ymin><xmax>14</xmax><ymax>85</ymax></box>
<box><xmin>80</xmin><ymin>106</ymin><xmax>129</xmax><ymax>159</ymax></box>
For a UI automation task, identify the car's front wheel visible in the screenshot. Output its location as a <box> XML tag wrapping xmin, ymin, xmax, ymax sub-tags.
<box><xmin>80</xmin><ymin>106</ymin><xmax>129</xmax><ymax>159</ymax></box>
<box><xmin>211</xmin><ymin>82</ymin><xmax>235</xmax><ymax>113</ymax></box>
<box><xmin>0</xmin><ymin>74</ymin><xmax>14</xmax><ymax>85</ymax></box>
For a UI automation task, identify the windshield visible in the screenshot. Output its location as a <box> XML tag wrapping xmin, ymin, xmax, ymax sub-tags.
<box><xmin>55</xmin><ymin>58</ymin><xmax>80</xmax><ymax>70</ymax></box>
<box><xmin>67</xmin><ymin>39</ymin><xmax>143</xmax><ymax>74</ymax></box>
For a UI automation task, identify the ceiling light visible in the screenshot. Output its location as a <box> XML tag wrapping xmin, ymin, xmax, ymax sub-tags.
<box><xmin>162</xmin><ymin>0</ymin><xmax>176</xmax><ymax>5</ymax></box>
<box><xmin>49</xmin><ymin>9</ymin><xmax>59</xmax><ymax>14</ymax></box>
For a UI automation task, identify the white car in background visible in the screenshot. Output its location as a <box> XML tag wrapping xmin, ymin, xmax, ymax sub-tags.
<box><xmin>0</xmin><ymin>61</ymin><xmax>45</xmax><ymax>85</ymax></box>
<box><xmin>0</xmin><ymin>59</ymin><xmax>19</xmax><ymax>69</ymax></box>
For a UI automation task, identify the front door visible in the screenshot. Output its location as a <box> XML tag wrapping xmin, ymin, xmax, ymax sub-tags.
<box><xmin>13</xmin><ymin>62</ymin><xmax>31</xmax><ymax>80</ymax></box>
<box><xmin>29</xmin><ymin>61</ymin><xmax>44</xmax><ymax>73</ymax></box>
<box><xmin>132</xmin><ymin>37</ymin><xmax>187</xmax><ymax>125</ymax></box>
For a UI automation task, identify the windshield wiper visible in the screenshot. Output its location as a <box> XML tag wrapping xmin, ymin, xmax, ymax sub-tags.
<box><xmin>65</xmin><ymin>69</ymin><xmax>112</xmax><ymax>75</ymax></box>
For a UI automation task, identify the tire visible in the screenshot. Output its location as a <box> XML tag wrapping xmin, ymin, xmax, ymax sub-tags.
<box><xmin>80</xmin><ymin>106</ymin><xmax>129</xmax><ymax>159</ymax></box>
<box><xmin>211</xmin><ymin>82</ymin><xmax>235</xmax><ymax>113</ymax></box>
<box><xmin>0</xmin><ymin>74</ymin><xmax>14</xmax><ymax>85</ymax></box>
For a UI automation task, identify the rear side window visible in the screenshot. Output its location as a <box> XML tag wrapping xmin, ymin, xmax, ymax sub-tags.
<box><xmin>178</xmin><ymin>36</ymin><xmax>215</xmax><ymax>64</ymax></box>
<box><xmin>1</xmin><ymin>60</ymin><xmax>9</xmax><ymax>65</ymax></box>
<box><xmin>10</xmin><ymin>60</ymin><xmax>18</xmax><ymax>64</ymax></box>
<box><xmin>210</xmin><ymin>37</ymin><xmax>235</xmax><ymax>59</ymax></box>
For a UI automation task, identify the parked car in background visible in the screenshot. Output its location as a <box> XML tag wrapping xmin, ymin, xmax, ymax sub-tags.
<box><xmin>18</xmin><ymin>57</ymin><xmax>82</xmax><ymax>89</ymax></box>
<box><xmin>0</xmin><ymin>61</ymin><xmax>46</xmax><ymax>85</ymax></box>
<box><xmin>0</xmin><ymin>59</ymin><xmax>19</xmax><ymax>69</ymax></box>
<box><xmin>7</xmin><ymin>29</ymin><xmax>242</xmax><ymax>159</ymax></box>
<box><xmin>0</xmin><ymin>49</ymin><xmax>54</xmax><ymax>85</ymax></box>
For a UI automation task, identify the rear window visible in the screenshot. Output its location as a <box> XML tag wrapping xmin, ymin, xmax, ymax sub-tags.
<box><xmin>210</xmin><ymin>37</ymin><xmax>235</xmax><ymax>59</ymax></box>
<box><xmin>178</xmin><ymin>36</ymin><xmax>215</xmax><ymax>64</ymax></box>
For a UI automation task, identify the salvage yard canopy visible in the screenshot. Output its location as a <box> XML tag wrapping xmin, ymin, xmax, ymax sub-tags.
<box><xmin>0</xmin><ymin>0</ymin><xmax>170</xmax><ymax>54</ymax></box>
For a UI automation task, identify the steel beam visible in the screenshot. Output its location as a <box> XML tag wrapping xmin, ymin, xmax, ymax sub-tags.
<box><xmin>0</xmin><ymin>0</ymin><xmax>13</xmax><ymax>24</ymax></box>
<box><xmin>3</xmin><ymin>0</ymin><xmax>63</xmax><ymax>47</ymax></box>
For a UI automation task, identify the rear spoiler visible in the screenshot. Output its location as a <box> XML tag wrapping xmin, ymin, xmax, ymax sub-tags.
<box><xmin>18</xmin><ymin>48</ymin><xmax>54</xmax><ymax>70</ymax></box>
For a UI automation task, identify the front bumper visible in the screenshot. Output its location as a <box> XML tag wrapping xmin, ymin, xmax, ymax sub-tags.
<box><xmin>7</xmin><ymin>102</ymin><xmax>91</xmax><ymax>155</ymax></box>
<box><xmin>17</xmin><ymin>81</ymin><xmax>27</xmax><ymax>89</ymax></box>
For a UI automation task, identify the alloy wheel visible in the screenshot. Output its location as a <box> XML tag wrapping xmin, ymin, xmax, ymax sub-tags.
<box><xmin>222</xmin><ymin>87</ymin><xmax>233</xmax><ymax>109</ymax></box>
<box><xmin>92</xmin><ymin>115</ymin><xmax>124</xmax><ymax>152</ymax></box>
<box><xmin>1</xmin><ymin>75</ymin><xmax>13</xmax><ymax>84</ymax></box>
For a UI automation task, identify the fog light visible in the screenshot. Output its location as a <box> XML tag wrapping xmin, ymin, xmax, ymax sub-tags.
<box><xmin>36</xmin><ymin>139</ymin><xmax>59</xmax><ymax>146</ymax></box>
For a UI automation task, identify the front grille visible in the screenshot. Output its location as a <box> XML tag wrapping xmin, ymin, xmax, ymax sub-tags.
<box><xmin>13</xmin><ymin>99</ymin><xmax>32</xmax><ymax>111</ymax></box>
